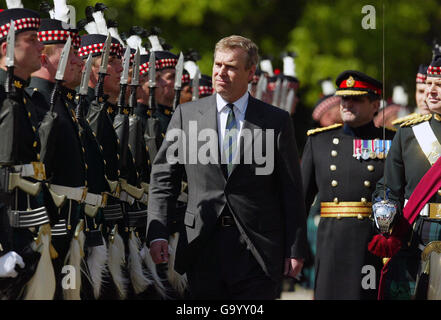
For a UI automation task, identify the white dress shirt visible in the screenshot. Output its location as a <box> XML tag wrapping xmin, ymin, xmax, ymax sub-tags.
<box><xmin>216</xmin><ymin>91</ymin><xmax>249</xmax><ymax>163</ymax></box>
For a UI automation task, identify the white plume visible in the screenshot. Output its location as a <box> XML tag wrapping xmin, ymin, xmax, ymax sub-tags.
<box><xmin>84</xmin><ymin>20</ymin><xmax>98</xmax><ymax>35</ymax></box>
<box><xmin>63</xmin><ymin>228</ymin><xmax>86</xmax><ymax>300</ymax></box>
<box><xmin>140</xmin><ymin>243</ymin><xmax>167</xmax><ymax>299</ymax></box>
<box><xmin>86</xmin><ymin>236</ymin><xmax>108</xmax><ymax>300</ymax></box>
<box><xmin>6</xmin><ymin>0</ymin><xmax>23</xmax><ymax>9</ymax></box>
<box><xmin>321</xmin><ymin>80</ymin><xmax>335</xmax><ymax>96</ymax></box>
<box><xmin>108</xmin><ymin>27</ymin><xmax>124</xmax><ymax>47</ymax></box>
<box><xmin>24</xmin><ymin>232</ymin><xmax>56</xmax><ymax>300</ymax></box>
<box><xmin>92</xmin><ymin>10</ymin><xmax>107</xmax><ymax>35</ymax></box>
<box><xmin>283</xmin><ymin>55</ymin><xmax>296</xmax><ymax>77</ymax></box>
<box><xmin>260</xmin><ymin>59</ymin><xmax>274</xmax><ymax>77</ymax></box>
<box><xmin>148</xmin><ymin>35</ymin><xmax>163</xmax><ymax>52</ymax></box>
<box><xmin>184</xmin><ymin>61</ymin><xmax>199</xmax><ymax>80</ymax></box>
<box><xmin>53</xmin><ymin>0</ymin><xmax>70</xmax><ymax>24</ymax></box>
<box><xmin>128</xmin><ymin>231</ymin><xmax>153</xmax><ymax>294</ymax></box>
<box><xmin>108</xmin><ymin>230</ymin><xmax>128</xmax><ymax>299</ymax></box>
<box><xmin>126</xmin><ymin>35</ymin><xmax>142</xmax><ymax>53</ymax></box>
<box><xmin>167</xmin><ymin>233</ymin><xmax>188</xmax><ymax>297</ymax></box>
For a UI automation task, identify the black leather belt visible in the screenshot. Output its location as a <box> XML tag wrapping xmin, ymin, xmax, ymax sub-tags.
<box><xmin>220</xmin><ymin>215</ymin><xmax>235</xmax><ymax>227</ymax></box>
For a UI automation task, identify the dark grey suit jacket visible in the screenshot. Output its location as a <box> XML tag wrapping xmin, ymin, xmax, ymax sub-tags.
<box><xmin>146</xmin><ymin>94</ymin><xmax>308</xmax><ymax>282</ymax></box>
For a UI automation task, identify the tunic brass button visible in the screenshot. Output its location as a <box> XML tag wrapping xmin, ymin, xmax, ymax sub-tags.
<box><xmin>330</xmin><ymin>165</ymin><xmax>337</xmax><ymax>171</ymax></box>
<box><xmin>357</xmin><ymin>214</ymin><xmax>364</xmax><ymax>220</ymax></box>
<box><xmin>331</xmin><ymin>150</ymin><xmax>338</xmax><ymax>157</ymax></box>
<box><xmin>333</xmin><ymin>138</ymin><xmax>339</xmax><ymax>145</ymax></box>
<box><xmin>364</xmin><ymin>181</ymin><xmax>371</xmax><ymax>187</ymax></box>
<box><xmin>367</xmin><ymin>165</ymin><xmax>374</xmax><ymax>172</ymax></box>
<box><xmin>336</xmin><ymin>214</ymin><xmax>342</xmax><ymax>220</ymax></box>
<box><xmin>438</xmin><ymin>190</ymin><xmax>441</xmax><ymax>196</ymax></box>
<box><xmin>333</xmin><ymin>197</ymin><xmax>339</xmax><ymax>204</ymax></box>
<box><xmin>331</xmin><ymin>180</ymin><xmax>338</xmax><ymax>187</ymax></box>
<box><xmin>361</xmin><ymin>197</ymin><xmax>367</xmax><ymax>204</ymax></box>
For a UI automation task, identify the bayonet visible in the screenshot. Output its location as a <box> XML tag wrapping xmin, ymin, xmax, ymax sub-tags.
<box><xmin>279</xmin><ymin>78</ymin><xmax>289</xmax><ymax>110</ymax></box>
<box><xmin>5</xmin><ymin>20</ymin><xmax>14</xmax><ymax>68</ymax></box>
<box><xmin>99</xmin><ymin>33</ymin><xmax>111</xmax><ymax>74</ymax></box>
<box><xmin>173</xmin><ymin>52</ymin><xmax>184</xmax><ymax>110</ymax></box>
<box><xmin>79</xmin><ymin>53</ymin><xmax>93</xmax><ymax>96</ymax></box>
<box><xmin>120</xmin><ymin>45</ymin><xmax>131</xmax><ymax>86</ymax></box>
<box><xmin>148</xmin><ymin>51</ymin><xmax>157</xmax><ymax>113</ymax></box>
<box><xmin>49</xmin><ymin>36</ymin><xmax>72</xmax><ymax>112</ymax></box>
<box><xmin>128</xmin><ymin>48</ymin><xmax>140</xmax><ymax>110</ymax></box>
<box><xmin>95</xmin><ymin>33</ymin><xmax>112</xmax><ymax>102</ymax></box>
<box><xmin>174</xmin><ymin>52</ymin><xmax>184</xmax><ymax>90</ymax></box>
<box><xmin>55</xmin><ymin>36</ymin><xmax>71</xmax><ymax>81</ymax></box>
<box><xmin>284</xmin><ymin>88</ymin><xmax>295</xmax><ymax>113</ymax></box>
<box><xmin>76</xmin><ymin>53</ymin><xmax>93</xmax><ymax>119</ymax></box>
<box><xmin>116</xmin><ymin>45</ymin><xmax>131</xmax><ymax>114</ymax></box>
<box><xmin>255</xmin><ymin>75</ymin><xmax>267</xmax><ymax>101</ymax></box>
<box><xmin>192</xmin><ymin>67</ymin><xmax>200</xmax><ymax>101</ymax></box>
<box><xmin>5</xmin><ymin>20</ymin><xmax>15</xmax><ymax>95</ymax></box>
<box><xmin>271</xmin><ymin>77</ymin><xmax>282</xmax><ymax>107</ymax></box>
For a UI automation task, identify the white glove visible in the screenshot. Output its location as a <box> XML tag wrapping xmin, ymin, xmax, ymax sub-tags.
<box><xmin>0</xmin><ymin>251</ymin><xmax>25</xmax><ymax>278</ymax></box>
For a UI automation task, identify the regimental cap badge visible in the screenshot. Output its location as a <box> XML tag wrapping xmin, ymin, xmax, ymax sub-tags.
<box><xmin>346</xmin><ymin>76</ymin><xmax>355</xmax><ymax>87</ymax></box>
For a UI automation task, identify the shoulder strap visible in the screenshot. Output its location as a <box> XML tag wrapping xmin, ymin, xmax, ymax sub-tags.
<box><xmin>412</xmin><ymin>121</ymin><xmax>441</xmax><ymax>165</ymax></box>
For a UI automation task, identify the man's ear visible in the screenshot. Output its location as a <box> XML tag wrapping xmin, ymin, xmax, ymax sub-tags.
<box><xmin>41</xmin><ymin>53</ymin><xmax>53</xmax><ymax>68</ymax></box>
<box><xmin>0</xmin><ymin>41</ymin><xmax>7</xmax><ymax>57</ymax></box>
<box><xmin>372</xmin><ymin>99</ymin><xmax>380</xmax><ymax>116</ymax></box>
<box><xmin>248</xmin><ymin>64</ymin><xmax>256</xmax><ymax>83</ymax></box>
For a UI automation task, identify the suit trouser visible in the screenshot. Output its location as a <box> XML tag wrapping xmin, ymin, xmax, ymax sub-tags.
<box><xmin>185</xmin><ymin>214</ymin><xmax>279</xmax><ymax>300</ymax></box>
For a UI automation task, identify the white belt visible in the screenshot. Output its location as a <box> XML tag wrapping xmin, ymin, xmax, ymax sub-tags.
<box><xmin>14</xmin><ymin>162</ymin><xmax>46</xmax><ymax>180</ymax></box>
<box><xmin>84</xmin><ymin>192</ymin><xmax>103</xmax><ymax>207</ymax></box>
<box><xmin>119</xmin><ymin>191</ymin><xmax>135</xmax><ymax>205</ymax></box>
<box><xmin>404</xmin><ymin>199</ymin><xmax>429</xmax><ymax>217</ymax></box>
<box><xmin>50</xmin><ymin>184</ymin><xmax>86</xmax><ymax>202</ymax></box>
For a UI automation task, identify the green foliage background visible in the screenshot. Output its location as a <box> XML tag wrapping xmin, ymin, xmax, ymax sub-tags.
<box><xmin>13</xmin><ymin>0</ymin><xmax>441</xmax><ymax>109</ymax></box>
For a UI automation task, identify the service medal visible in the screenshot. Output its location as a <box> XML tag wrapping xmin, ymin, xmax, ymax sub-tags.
<box><xmin>361</xmin><ymin>149</ymin><xmax>370</xmax><ymax>160</ymax></box>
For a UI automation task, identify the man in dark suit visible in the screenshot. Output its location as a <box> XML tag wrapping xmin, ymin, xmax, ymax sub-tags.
<box><xmin>146</xmin><ymin>35</ymin><xmax>308</xmax><ymax>300</ymax></box>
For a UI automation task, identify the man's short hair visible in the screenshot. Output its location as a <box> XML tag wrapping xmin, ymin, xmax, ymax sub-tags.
<box><xmin>214</xmin><ymin>35</ymin><xmax>259</xmax><ymax>70</ymax></box>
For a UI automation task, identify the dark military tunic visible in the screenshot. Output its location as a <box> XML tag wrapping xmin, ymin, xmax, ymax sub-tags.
<box><xmin>26</xmin><ymin>77</ymin><xmax>87</xmax><ymax>300</ymax></box>
<box><xmin>302</xmin><ymin>121</ymin><xmax>395</xmax><ymax>299</ymax></box>
<box><xmin>373</xmin><ymin>114</ymin><xmax>441</xmax><ymax>299</ymax></box>
<box><xmin>26</xmin><ymin>77</ymin><xmax>86</xmax><ymax>188</ymax></box>
<box><xmin>0</xmin><ymin>70</ymin><xmax>43</xmax><ymax>255</ymax></box>
<box><xmin>153</xmin><ymin>104</ymin><xmax>173</xmax><ymax>143</ymax></box>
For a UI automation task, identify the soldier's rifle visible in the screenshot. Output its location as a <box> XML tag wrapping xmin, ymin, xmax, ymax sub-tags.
<box><xmin>148</xmin><ymin>51</ymin><xmax>157</xmax><ymax>115</ymax></box>
<box><xmin>172</xmin><ymin>52</ymin><xmax>184</xmax><ymax>110</ymax></box>
<box><xmin>94</xmin><ymin>34</ymin><xmax>111</xmax><ymax>104</ymax></box>
<box><xmin>192</xmin><ymin>67</ymin><xmax>200</xmax><ymax>101</ymax></box>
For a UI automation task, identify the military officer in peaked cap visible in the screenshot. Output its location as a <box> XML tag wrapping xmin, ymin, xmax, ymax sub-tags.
<box><xmin>302</xmin><ymin>70</ymin><xmax>395</xmax><ymax>299</ymax></box>
<box><xmin>369</xmin><ymin>55</ymin><xmax>441</xmax><ymax>300</ymax></box>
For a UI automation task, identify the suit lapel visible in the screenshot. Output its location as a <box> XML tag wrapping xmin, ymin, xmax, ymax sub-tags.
<box><xmin>197</xmin><ymin>95</ymin><xmax>226</xmax><ymax>180</ymax></box>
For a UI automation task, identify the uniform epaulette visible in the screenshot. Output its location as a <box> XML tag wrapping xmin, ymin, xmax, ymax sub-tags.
<box><xmin>307</xmin><ymin>123</ymin><xmax>343</xmax><ymax>136</ymax></box>
<box><xmin>391</xmin><ymin>112</ymin><xmax>419</xmax><ymax>125</ymax></box>
<box><xmin>400</xmin><ymin>114</ymin><xmax>432</xmax><ymax>127</ymax></box>
<box><xmin>386</xmin><ymin>126</ymin><xmax>397</xmax><ymax>132</ymax></box>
